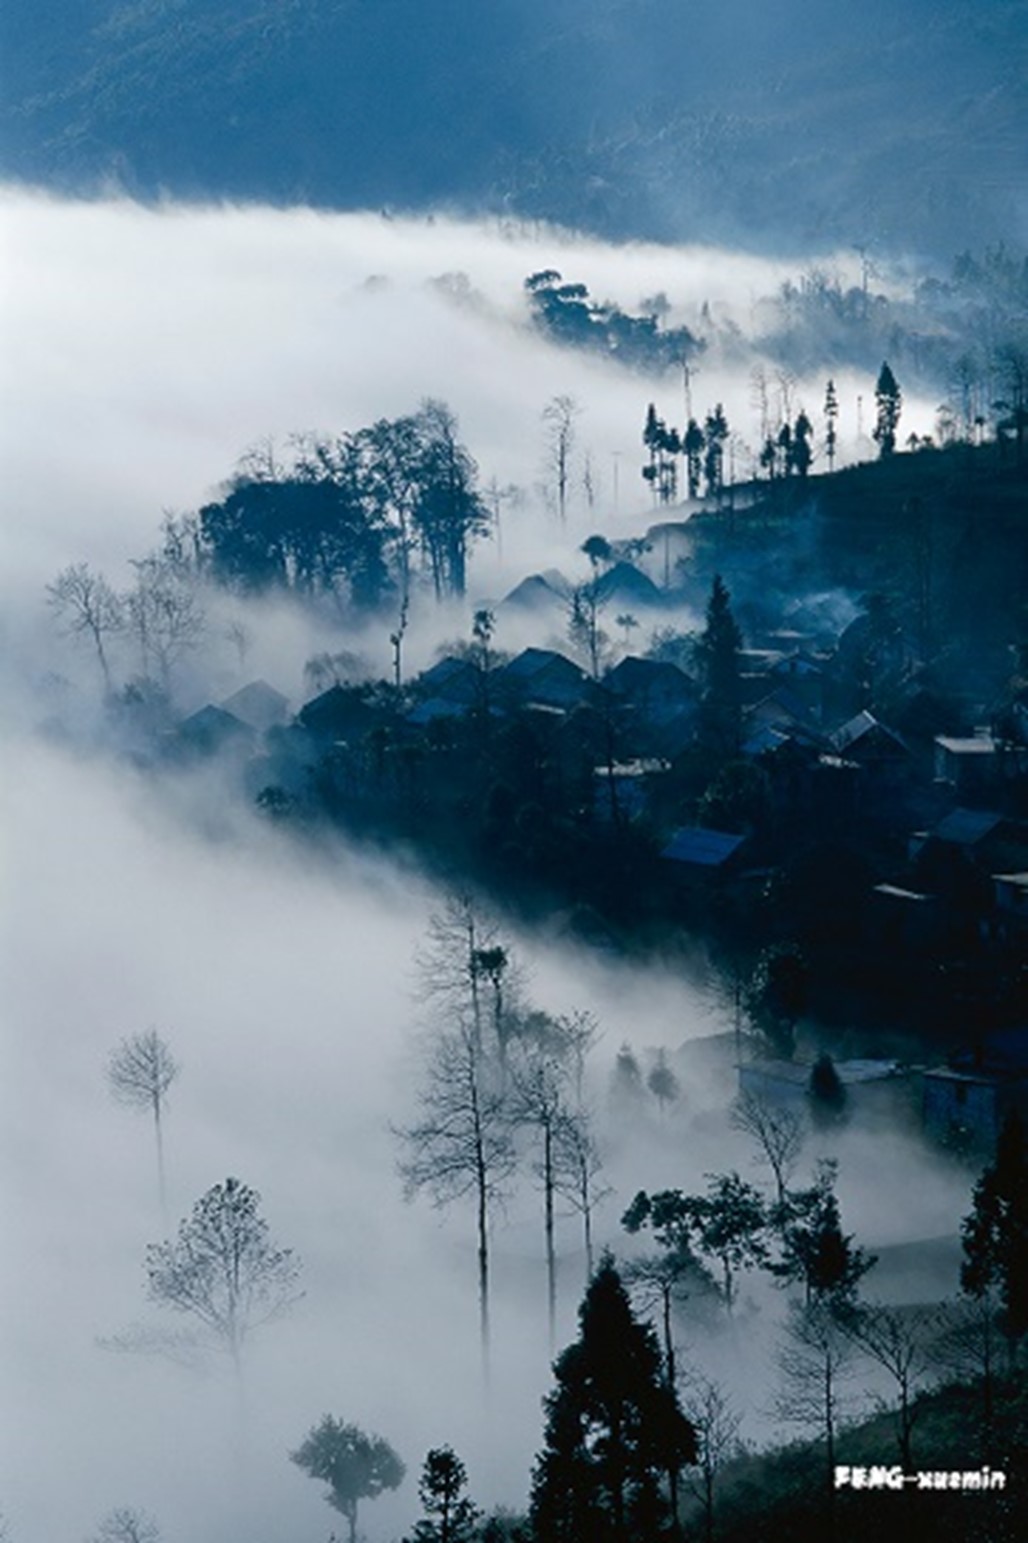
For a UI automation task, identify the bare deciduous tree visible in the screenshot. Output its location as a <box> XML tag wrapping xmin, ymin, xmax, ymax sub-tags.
<box><xmin>146</xmin><ymin>1177</ymin><xmax>302</xmax><ymax>1371</ymax></box>
<box><xmin>554</xmin><ymin>1103</ymin><xmax>609</xmax><ymax>1280</ymax></box>
<box><xmin>126</xmin><ymin>555</ymin><xmax>204</xmax><ymax>690</ymax></box>
<box><xmin>840</xmin><ymin>1303</ymin><xmax>939</xmax><ymax>1469</ymax></box>
<box><xmin>46</xmin><ymin>562</ymin><xmax>124</xmax><ymax>692</ymax></box>
<box><xmin>732</xmin><ymin>1093</ymin><xmax>805</xmax><ymax>1209</ymax></box>
<box><xmin>416</xmin><ymin>891</ymin><xmax>494</xmax><ymax>1052</ymax></box>
<box><xmin>542</xmin><ymin>394</ymin><xmax>579</xmax><ymax>525</ymax></box>
<box><xmin>932</xmin><ymin>1292</ymin><xmax>1002</xmax><ymax>1458</ymax></box>
<box><xmin>775</xmin><ymin>1301</ymin><xmax>856</xmax><ymax>1512</ymax></box>
<box><xmin>509</xmin><ymin>1016</ymin><xmax>573</xmax><ymax>1347</ymax></box>
<box><xmin>566</xmin><ymin>579</ymin><xmax>609</xmax><ymax>680</ymax></box>
<box><xmin>682</xmin><ymin>1374</ymin><xmax>743</xmax><ymax>1543</ymax></box>
<box><xmin>107</xmin><ymin>1029</ymin><xmax>179</xmax><ymax>1214</ymax></box>
<box><xmin>395</xmin><ymin>1024</ymin><xmax>516</xmax><ymax>1376</ymax></box>
<box><xmin>224</xmin><ymin>617</ymin><xmax>252</xmax><ymax>672</ymax></box>
<box><xmin>624</xmin><ymin>1253</ymin><xmax>686</xmax><ymax>1434</ymax></box>
<box><xmin>88</xmin><ymin>1507</ymin><xmax>161</xmax><ymax>1543</ymax></box>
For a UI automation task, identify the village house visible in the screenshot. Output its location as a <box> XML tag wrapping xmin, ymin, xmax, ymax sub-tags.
<box><xmin>604</xmin><ymin>656</ymin><xmax>699</xmax><ymax>757</ymax></box>
<box><xmin>606</xmin><ymin>656</ymin><xmax>698</xmax><ymax>718</ymax></box>
<box><xmin>923</xmin><ymin>1027</ymin><xmax>1028</xmax><ymax>1151</ymax></box>
<box><xmin>766</xmin><ymin>649</ymin><xmax>828</xmax><ymax>722</ymax></box>
<box><xmin>592</xmin><ymin>757</ymin><xmax>668</xmax><ymax>823</ymax></box>
<box><xmin>866</xmin><ymin>882</ymin><xmax>947</xmax><ymax>952</ymax></box>
<box><xmin>173</xmin><ymin>703</ymin><xmax>255</xmax><ymax>760</ymax></box>
<box><xmin>913</xmin><ymin>809</ymin><xmax>1028</xmax><ymax>877</ymax></box>
<box><xmin>414</xmin><ymin>655</ymin><xmax>481</xmax><ymax>707</ymax></box>
<box><xmin>660</xmin><ymin>826</ymin><xmax>749</xmax><ymax>876</ymax></box>
<box><xmin>499</xmin><ymin>647</ymin><xmax>590</xmax><ymax>710</ymax></box>
<box><xmin>739</xmin><ymin>1057</ymin><xmax>916</xmax><ymax>1125</ymax></box>
<box><xmin>826</xmin><ymin>709</ymin><xmax>914</xmax><ymax>816</ymax></box>
<box><xmin>219</xmin><ymin>679</ymin><xmax>290</xmax><ymax>733</ymax></box>
<box><xmin>592</xmin><ymin>560</ymin><xmax>665</xmax><ymax>611</ymax></box>
<box><xmin>934</xmin><ymin>730</ymin><xmax>1000</xmax><ymax>801</ymax></box>
<box><xmin>994</xmin><ymin>871</ymin><xmax>1028</xmax><ymax>934</ymax></box>
<box><xmin>498</xmin><ymin>571</ymin><xmax>569</xmax><ymax>618</ymax></box>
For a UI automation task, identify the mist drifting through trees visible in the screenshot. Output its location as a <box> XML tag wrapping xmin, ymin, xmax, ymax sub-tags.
<box><xmin>2</xmin><ymin>182</ymin><xmax>1026</xmax><ymax>1541</ymax></box>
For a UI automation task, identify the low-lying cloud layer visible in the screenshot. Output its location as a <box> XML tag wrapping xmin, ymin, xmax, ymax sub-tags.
<box><xmin>1</xmin><ymin>190</ymin><xmax>965</xmax><ymax>1542</ymax></box>
<box><xmin>0</xmin><ymin>189</ymin><xmax>937</xmax><ymax>606</ymax></box>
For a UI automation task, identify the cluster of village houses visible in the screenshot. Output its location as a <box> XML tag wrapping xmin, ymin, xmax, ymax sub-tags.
<box><xmin>166</xmin><ymin>542</ymin><xmax>1028</xmax><ymax>1158</ymax></box>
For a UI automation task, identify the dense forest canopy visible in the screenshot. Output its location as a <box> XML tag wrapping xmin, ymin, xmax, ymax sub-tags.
<box><xmin>191</xmin><ymin>402</ymin><xmax>488</xmax><ymax>607</ymax></box>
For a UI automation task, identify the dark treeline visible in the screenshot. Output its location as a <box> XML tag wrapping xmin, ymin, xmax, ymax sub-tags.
<box><xmin>171</xmin><ymin>398</ymin><xmax>490</xmax><ymax>608</ymax></box>
<box><xmin>521</xmin><ymin>243</ymin><xmax>1028</xmax><ymax>435</ymax></box>
<box><xmin>750</xmin><ymin>242</ymin><xmax>1028</xmax><ymax>391</ymax></box>
<box><xmin>525</xmin><ymin>269</ymin><xmax>700</xmax><ymax>373</ymax></box>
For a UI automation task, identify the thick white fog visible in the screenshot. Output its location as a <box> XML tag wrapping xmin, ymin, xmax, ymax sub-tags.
<box><xmin>1</xmin><ymin>725</ymin><xmax>971</xmax><ymax>1542</ymax></box>
<box><xmin>0</xmin><ymin>190</ymin><xmax>965</xmax><ymax>1542</ymax></box>
<box><xmin>0</xmin><ymin>188</ymin><xmax>938</xmax><ymax>602</ymax></box>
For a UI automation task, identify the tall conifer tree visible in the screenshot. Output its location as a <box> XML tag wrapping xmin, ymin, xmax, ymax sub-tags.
<box><xmin>530</xmin><ymin>1257</ymin><xmax>697</xmax><ymax>1543</ymax></box>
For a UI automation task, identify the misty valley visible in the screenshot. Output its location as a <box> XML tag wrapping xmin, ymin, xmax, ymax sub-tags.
<box><xmin>2</xmin><ymin>190</ymin><xmax>1027</xmax><ymax>1543</ymax></box>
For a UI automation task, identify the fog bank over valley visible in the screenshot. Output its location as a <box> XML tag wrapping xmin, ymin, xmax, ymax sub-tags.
<box><xmin>1</xmin><ymin>725</ymin><xmax>972</xmax><ymax>1542</ymax></box>
<box><xmin>0</xmin><ymin>190</ymin><xmax>939</xmax><ymax>601</ymax></box>
<box><xmin>1</xmin><ymin>188</ymin><xmax>1020</xmax><ymax>1541</ymax></box>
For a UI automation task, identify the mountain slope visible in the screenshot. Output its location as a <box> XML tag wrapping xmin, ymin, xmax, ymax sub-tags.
<box><xmin>2</xmin><ymin>0</ymin><xmax>1026</xmax><ymax>256</ymax></box>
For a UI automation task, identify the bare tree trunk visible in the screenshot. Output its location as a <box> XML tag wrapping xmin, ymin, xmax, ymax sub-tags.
<box><xmin>89</xmin><ymin>624</ymin><xmax>113</xmax><ymax>693</ymax></box>
<box><xmin>544</xmin><ymin>1121</ymin><xmax>556</xmax><ymax>1349</ymax></box>
<box><xmin>477</xmin><ymin>1167</ymin><xmax>490</xmax><ymax>1383</ymax></box>
<box><xmin>152</xmin><ymin>1094</ymin><xmax>167</xmax><ymax>1222</ymax></box>
<box><xmin>661</xmin><ymin>1283</ymin><xmax>681</xmax><ymax>1533</ymax></box>
<box><xmin>898</xmin><ymin>1374</ymin><xmax>913</xmax><ymax>1472</ymax></box>
<box><xmin>583</xmin><ymin>1179</ymin><xmax>594</xmax><ymax>1279</ymax></box>
<box><xmin>658</xmin><ymin>1286</ymin><xmax>674</xmax><ymax>1387</ymax></box>
<box><xmin>824</xmin><ymin>1355</ymin><xmax>836</xmax><ymax>1533</ymax></box>
<box><xmin>471</xmin><ymin>1073</ymin><xmax>490</xmax><ymax>1384</ymax></box>
<box><xmin>462</xmin><ymin>905</ymin><xmax>483</xmax><ymax>1057</ymax></box>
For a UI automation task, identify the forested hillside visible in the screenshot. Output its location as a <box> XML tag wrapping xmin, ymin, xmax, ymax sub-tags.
<box><xmin>3</xmin><ymin>0</ymin><xmax>1026</xmax><ymax>256</ymax></box>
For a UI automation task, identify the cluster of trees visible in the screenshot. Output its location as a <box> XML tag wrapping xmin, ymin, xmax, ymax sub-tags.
<box><xmin>81</xmin><ymin>1018</ymin><xmax>1028</xmax><ymax>1542</ymax></box>
<box><xmin>623</xmin><ymin>1112</ymin><xmax>873</xmax><ymax>1322</ymax></box>
<box><xmin>45</xmin><ymin>399</ymin><xmax>492</xmax><ymax>698</ymax></box>
<box><xmin>46</xmin><ymin>556</ymin><xmax>204</xmax><ymax>695</ymax></box>
<box><xmin>291</xmin><ymin>1426</ymin><xmax>498</xmax><ymax>1543</ymax></box>
<box><xmin>395</xmin><ymin>893</ymin><xmax>608</xmax><ymax>1360</ymax></box>
<box><xmin>757</xmin><ymin>410</ymin><xmax>813</xmax><ymax>479</ymax></box>
<box><xmin>640</xmin><ymin>361</ymin><xmax>903</xmax><ymax>512</ymax></box>
<box><xmin>99</xmin><ymin>1028</ymin><xmax>303</xmax><ymax>1370</ymax></box>
<box><xmin>192</xmin><ymin>400</ymin><xmax>490</xmax><ymax>605</ymax></box>
<box><xmin>524</xmin><ymin>271</ymin><xmax>699</xmax><ymax>373</ymax></box>
<box><xmin>290</xmin><ymin>1259</ymin><xmax>696</xmax><ymax>1543</ymax></box>
<box><xmin>737</xmin><ymin>246</ymin><xmax>1028</xmax><ymax>442</ymax></box>
<box><xmin>281</xmin><ymin>1103</ymin><xmax>1028</xmax><ymax>1541</ymax></box>
<box><xmin>641</xmin><ymin>404</ymin><xmax>726</xmax><ymax>504</ymax></box>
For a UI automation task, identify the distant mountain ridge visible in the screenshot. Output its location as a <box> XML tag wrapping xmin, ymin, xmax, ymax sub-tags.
<box><xmin>2</xmin><ymin>0</ymin><xmax>1026</xmax><ymax>257</ymax></box>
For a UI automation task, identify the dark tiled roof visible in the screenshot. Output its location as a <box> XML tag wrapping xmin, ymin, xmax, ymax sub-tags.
<box><xmin>661</xmin><ymin>826</ymin><xmax>747</xmax><ymax>866</ymax></box>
